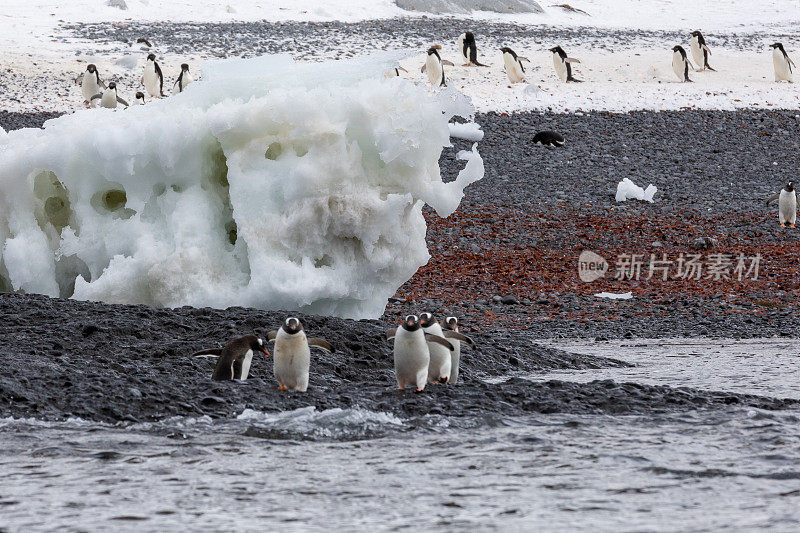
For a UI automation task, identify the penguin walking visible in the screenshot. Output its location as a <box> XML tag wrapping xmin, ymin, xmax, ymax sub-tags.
<box><xmin>500</xmin><ymin>47</ymin><xmax>529</xmax><ymax>83</ymax></box>
<box><xmin>419</xmin><ymin>312</ymin><xmax>453</xmax><ymax>383</ymax></box>
<box><xmin>75</xmin><ymin>64</ymin><xmax>106</xmax><ymax>107</ymax></box>
<box><xmin>384</xmin><ymin>66</ymin><xmax>408</xmax><ymax>78</ymax></box>
<box><xmin>767</xmin><ymin>182</ymin><xmax>797</xmax><ymax>227</ymax></box>
<box><xmin>386</xmin><ymin>315</ymin><xmax>452</xmax><ymax>391</ymax></box>
<box><xmin>421</xmin><ymin>46</ymin><xmax>454</xmax><ymax>87</ymax></box>
<box><xmin>142</xmin><ymin>53</ymin><xmax>164</xmax><ymax>97</ymax></box>
<box><xmin>671</xmin><ymin>45</ymin><xmax>694</xmax><ymax>82</ymax></box>
<box><xmin>549</xmin><ymin>46</ymin><xmax>581</xmax><ymax>82</ymax></box>
<box><xmin>441</xmin><ymin>317</ymin><xmax>475</xmax><ymax>384</ymax></box>
<box><xmin>134</xmin><ymin>91</ymin><xmax>146</xmax><ymax>105</ymax></box>
<box><xmin>192</xmin><ymin>334</ymin><xmax>269</xmax><ymax>381</ymax></box>
<box><xmin>173</xmin><ymin>63</ymin><xmax>194</xmax><ymax>93</ymax></box>
<box><xmin>458</xmin><ymin>32</ymin><xmax>487</xmax><ymax>66</ymax></box>
<box><xmin>770</xmin><ymin>43</ymin><xmax>795</xmax><ymax>83</ymax></box>
<box><xmin>690</xmin><ymin>31</ymin><xmax>715</xmax><ymax>72</ymax></box>
<box><xmin>90</xmin><ymin>82</ymin><xmax>129</xmax><ymax>109</ymax></box>
<box><xmin>532</xmin><ymin>131</ymin><xmax>565</xmax><ymax>147</ymax></box>
<box><xmin>267</xmin><ymin>317</ymin><xmax>333</xmax><ymax>392</ymax></box>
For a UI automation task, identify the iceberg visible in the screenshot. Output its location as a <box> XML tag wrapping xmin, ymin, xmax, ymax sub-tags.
<box><xmin>0</xmin><ymin>52</ymin><xmax>483</xmax><ymax>319</ymax></box>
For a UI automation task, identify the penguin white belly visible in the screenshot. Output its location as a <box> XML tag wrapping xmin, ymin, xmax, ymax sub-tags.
<box><xmin>690</xmin><ymin>39</ymin><xmax>703</xmax><ymax>68</ymax></box>
<box><xmin>274</xmin><ymin>332</ymin><xmax>311</xmax><ymax>391</ymax></box>
<box><xmin>503</xmin><ymin>55</ymin><xmax>524</xmax><ymax>83</ymax></box>
<box><xmin>672</xmin><ymin>52</ymin><xmax>685</xmax><ymax>81</ymax></box>
<box><xmin>239</xmin><ymin>349</ymin><xmax>253</xmax><ymax>380</ymax></box>
<box><xmin>552</xmin><ymin>55</ymin><xmax>567</xmax><ymax>82</ymax></box>
<box><xmin>394</xmin><ymin>330</ymin><xmax>429</xmax><ymax>390</ymax></box>
<box><xmin>458</xmin><ymin>35</ymin><xmax>468</xmax><ymax>64</ymax></box>
<box><xmin>100</xmin><ymin>91</ymin><xmax>117</xmax><ymax>108</ymax></box>
<box><xmin>779</xmin><ymin>190</ymin><xmax>797</xmax><ymax>225</ymax></box>
<box><xmin>82</xmin><ymin>77</ymin><xmax>99</xmax><ymax>104</ymax></box>
<box><xmin>446</xmin><ymin>338</ymin><xmax>461</xmax><ymax>384</ymax></box>
<box><xmin>143</xmin><ymin>64</ymin><xmax>160</xmax><ymax>96</ymax></box>
<box><xmin>773</xmin><ymin>49</ymin><xmax>792</xmax><ymax>82</ymax></box>
<box><xmin>426</xmin><ymin>56</ymin><xmax>443</xmax><ymax>86</ymax></box>
<box><xmin>423</xmin><ymin>323</ymin><xmax>451</xmax><ymax>382</ymax></box>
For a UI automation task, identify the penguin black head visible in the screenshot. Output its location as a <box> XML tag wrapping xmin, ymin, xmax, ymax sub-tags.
<box><xmin>549</xmin><ymin>46</ymin><xmax>566</xmax><ymax>58</ymax></box>
<box><xmin>444</xmin><ymin>316</ymin><xmax>458</xmax><ymax>330</ymax></box>
<box><xmin>87</xmin><ymin>64</ymin><xmax>97</xmax><ymax>73</ymax></box>
<box><xmin>402</xmin><ymin>314</ymin><xmax>420</xmax><ymax>332</ymax></box>
<box><xmin>147</xmin><ymin>53</ymin><xmax>156</xmax><ymax>61</ymax></box>
<box><xmin>181</xmin><ymin>63</ymin><xmax>190</xmax><ymax>71</ymax></box>
<box><xmin>135</xmin><ymin>91</ymin><xmax>145</xmax><ymax>100</ymax></box>
<box><xmin>691</xmin><ymin>30</ymin><xmax>702</xmax><ymax>37</ymax></box>
<box><xmin>419</xmin><ymin>312</ymin><xmax>435</xmax><ymax>328</ymax></box>
<box><xmin>427</xmin><ymin>47</ymin><xmax>441</xmax><ymax>58</ymax></box>
<box><xmin>672</xmin><ymin>45</ymin><xmax>687</xmax><ymax>57</ymax></box>
<box><xmin>108</xmin><ymin>81</ymin><xmax>117</xmax><ymax>90</ymax></box>
<box><xmin>283</xmin><ymin>317</ymin><xmax>303</xmax><ymax>334</ymax></box>
<box><xmin>500</xmin><ymin>47</ymin><xmax>517</xmax><ymax>58</ymax></box>
<box><xmin>464</xmin><ymin>32</ymin><xmax>476</xmax><ymax>44</ymax></box>
<box><xmin>787</xmin><ymin>182</ymin><xmax>795</xmax><ymax>192</ymax></box>
<box><xmin>248</xmin><ymin>335</ymin><xmax>269</xmax><ymax>355</ymax></box>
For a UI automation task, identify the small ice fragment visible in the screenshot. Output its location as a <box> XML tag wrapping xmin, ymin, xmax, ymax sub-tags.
<box><xmin>595</xmin><ymin>292</ymin><xmax>633</xmax><ymax>300</ymax></box>
<box><xmin>448</xmin><ymin>122</ymin><xmax>484</xmax><ymax>142</ymax></box>
<box><xmin>616</xmin><ymin>178</ymin><xmax>657</xmax><ymax>203</ymax></box>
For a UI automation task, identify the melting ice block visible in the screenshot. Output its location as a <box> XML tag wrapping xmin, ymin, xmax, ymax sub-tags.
<box><xmin>0</xmin><ymin>53</ymin><xmax>483</xmax><ymax>319</ymax></box>
<box><xmin>615</xmin><ymin>178</ymin><xmax>657</xmax><ymax>203</ymax></box>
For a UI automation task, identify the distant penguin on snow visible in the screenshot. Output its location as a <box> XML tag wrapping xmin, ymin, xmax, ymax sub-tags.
<box><xmin>192</xmin><ymin>334</ymin><xmax>269</xmax><ymax>381</ymax></box>
<box><xmin>672</xmin><ymin>45</ymin><xmax>693</xmax><ymax>82</ymax></box>
<box><xmin>767</xmin><ymin>182</ymin><xmax>797</xmax><ymax>227</ymax></box>
<box><xmin>550</xmin><ymin>46</ymin><xmax>581</xmax><ymax>82</ymax></box>
<box><xmin>134</xmin><ymin>91</ymin><xmax>146</xmax><ymax>105</ymax></box>
<box><xmin>690</xmin><ymin>31</ymin><xmax>715</xmax><ymax>72</ymax></box>
<box><xmin>173</xmin><ymin>63</ymin><xmax>194</xmax><ymax>93</ymax></box>
<box><xmin>387</xmin><ymin>315</ymin><xmax>453</xmax><ymax>391</ymax></box>
<box><xmin>142</xmin><ymin>53</ymin><xmax>164</xmax><ymax>97</ymax></box>
<box><xmin>75</xmin><ymin>64</ymin><xmax>106</xmax><ymax>106</ymax></box>
<box><xmin>441</xmin><ymin>316</ymin><xmax>475</xmax><ymax>385</ymax></box>
<box><xmin>533</xmin><ymin>131</ymin><xmax>565</xmax><ymax>147</ymax></box>
<box><xmin>267</xmin><ymin>317</ymin><xmax>333</xmax><ymax>392</ymax></box>
<box><xmin>501</xmin><ymin>47</ymin><xmax>529</xmax><ymax>83</ymax></box>
<box><xmin>770</xmin><ymin>43</ymin><xmax>795</xmax><ymax>83</ymax></box>
<box><xmin>421</xmin><ymin>46</ymin><xmax>454</xmax><ymax>87</ymax></box>
<box><xmin>458</xmin><ymin>32</ymin><xmax>487</xmax><ymax>66</ymax></box>
<box><xmin>90</xmin><ymin>82</ymin><xmax>129</xmax><ymax>109</ymax></box>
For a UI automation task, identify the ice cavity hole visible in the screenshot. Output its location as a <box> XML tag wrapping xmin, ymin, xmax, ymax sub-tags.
<box><xmin>91</xmin><ymin>183</ymin><xmax>136</xmax><ymax>219</ymax></box>
<box><xmin>32</xmin><ymin>170</ymin><xmax>74</xmax><ymax>234</ymax></box>
<box><xmin>265</xmin><ymin>140</ymin><xmax>310</xmax><ymax>161</ymax></box>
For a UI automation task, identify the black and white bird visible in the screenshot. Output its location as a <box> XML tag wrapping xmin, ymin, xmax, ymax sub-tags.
<box><xmin>90</xmin><ymin>82</ymin><xmax>129</xmax><ymax>109</ymax></box>
<box><xmin>193</xmin><ymin>334</ymin><xmax>269</xmax><ymax>381</ymax></box>
<box><xmin>458</xmin><ymin>32</ymin><xmax>487</xmax><ymax>66</ymax></box>
<box><xmin>549</xmin><ymin>46</ymin><xmax>581</xmax><ymax>82</ymax></box>
<box><xmin>75</xmin><ymin>64</ymin><xmax>106</xmax><ymax>106</ymax></box>
<box><xmin>440</xmin><ymin>316</ymin><xmax>475</xmax><ymax>385</ymax></box>
<box><xmin>533</xmin><ymin>131</ymin><xmax>565</xmax><ymax>147</ymax></box>
<box><xmin>671</xmin><ymin>45</ymin><xmax>694</xmax><ymax>82</ymax></box>
<box><xmin>767</xmin><ymin>182</ymin><xmax>797</xmax><ymax>227</ymax></box>
<box><xmin>387</xmin><ymin>314</ymin><xmax>452</xmax><ymax>391</ymax></box>
<box><xmin>173</xmin><ymin>63</ymin><xmax>194</xmax><ymax>93</ymax></box>
<box><xmin>134</xmin><ymin>91</ymin><xmax>146</xmax><ymax>105</ymax></box>
<box><xmin>690</xmin><ymin>31</ymin><xmax>715</xmax><ymax>72</ymax></box>
<box><xmin>421</xmin><ymin>46</ymin><xmax>454</xmax><ymax>87</ymax></box>
<box><xmin>142</xmin><ymin>53</ymin><xmax>164</xmax><ymax>97</ymax></box>
<box><xmin>500</xmin><ymin>47</ymin><xmax>529</xmax><ymax>83</ymax></box>
<box><xmin>267</xmin><ymin>317</ymin><xmax>333</xmax><ymax>392</ymax></box>
<box><xmin>770</xmin><ymin>43</ymin><xmax>795</xmax><ymax>83</ymax></box>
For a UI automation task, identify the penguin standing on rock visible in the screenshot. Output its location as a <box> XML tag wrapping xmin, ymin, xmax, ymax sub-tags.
<box><xmin>267</xmin><ymin>317</ymin><xmax>333</xmax><ymax>392</ymax></box>
<box><xmin>173</xmin><ymin>63</ymin><xmax>194</xmax><ymax>93</ymax></box>
<box><xmin>419</xmin><ymin>312</ymin><xmax>453</xmax><ymax>383</ymax></box>
<box><xmin>550</xmin><ymin>46</ymin><xmax>582</xmax><ymax>82</ymax></box>
<box><xmin>770</xmin><ymin>43</ymin><xmax>795</xmax><ymax>83</ymax></box>
<box><xmin>441</xmin><ymin>316</ymin><xmax>475</xmax><ymax>384</ymax></box>
<box><xmin>192</xmin><ymin>334</ymin><xmax>269</xmax><ymax>381</ymax></box>
<box><xmin>387</xmin><ymin>315</ymin><xmax>452</xmax><ymax>391</ymax></box>
<box><xmin>75</xmin><ymin>64</ymin><xmax>106</xmax><ymax>107</ymax></box>
<box><xmin>767</xmin><ymin>182</ymin><xmax>797</xmax><ymax>227</ymax></box>
<box><xmin>421</xmin><ymin>46</ymin><xmax>454</xmax><ymax>87</ymax></box>
<box><xmin>142</xmin><ymin>53</ymin><xmax>164</xmax><ymax>97</ymax></box>
<box><xmin>690</xmin><ymin>31</ymin><xmax>715</xmax><ymax>72</ymax></box>
<box><xmin>672</xmin><ymin>45</ymin><xmax>694</xmax><ymax>82</ymax></box>
<box><xmin>500</xmin><ymin>47</ymin><xmax>529</xmax><ymax>83</ymax></box>
<box><xmin>458</xmin><ymin>32</ymin><xmax>487</xmax><ymax>66</ymax></box>
<box><xmin>90</xmin><ymin>82</ymin><xmax>129</xmax><ymax>109</ymax></box>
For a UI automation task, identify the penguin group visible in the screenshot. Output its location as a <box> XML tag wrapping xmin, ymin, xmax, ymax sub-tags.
<box><xmin>74</xmin><ymin>53</ymin><xmax>195</xmax><ymax>110</ymax></box>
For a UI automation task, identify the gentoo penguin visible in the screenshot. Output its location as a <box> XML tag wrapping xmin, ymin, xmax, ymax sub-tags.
<box><xmin>690</xmin><ymin>31</ymin><xmax>715</xmax><ymax>72</ymax></box>
<box><xmin>458</xmin><ymin>32</ymin><xmax>487</xmax><ymax>66</ymax></box>
<box><xmin>532</xmin><ymin>131</ymin><xmax>565</xmax><ymax>147</ymax></box>
<box><xmin>419</xmin><ymin>312</ymin><xmax>453</xmax><ymax>383</ymax></box>
<box><xmin>134</xmin><ymin>91</ymin><xmax>146</xmax><ymax>105</ymax></box>
<box><xmin>421</xmin><ymin>46</ymin><xmax>454</xmax><ymax>87</ymax></box>
<box><xmin>142</xmin><ymin>53</ymin><xmax>164</xmax><ymax>97</ymax></box>
<box><xmin>500</xmin><ymin>47</ymin><xmax>529</xmax><ymax>83</ymax></box>
<box><xmin>441</xmin><ymin>316</ymin><xmax>475</xmax><ymax>384</ymax></box>
<box><xmin>767</xmin><ymin>182</ymin><xmax>797</xmax><ymax>227</ymax></box>
<box><xmin>672</xmin><ymin>45</ymin><xmax>694</xmax><ymax>82</ymax></box>
<box><xmin>550</xmin><ymin>46</ymin><xmax>581</xmax><ymax>82</ymax></box>
<box><xmin>386</xmin><ymin>315</ymin><xmax>452</xmax><ymax>391</ymax></box>
<box><xmin>90</xmin><ymin>82</ymin><xmax>129</xmax><ymax>109</ymax></box>
<box><xmin>384</xmin><ymin>66</ymin><xmax>408</xmax><ymax>78</ymax></box>
<box><xmin>173</xmin><ymin>63</ymin><xmax>194</xmax><ymax>93</ymax></box>
<box><xmin>770</xmin><ymin>43</ymin><xmax>795</xmax><ymax>83</ymax></box>
<box><xmin>75</xmin><ymin>64</ymin><xmax>106</xmax><ymax>106</ymax></box>
<box><xmin>267</xmin><ymin>317</ymin><xmax>333</xmax><ymax>392</ymax></box>
<box><xmin>192</xmin><ymin>334</ymin><xmax>269</xmax><ymax>381</ymax></box>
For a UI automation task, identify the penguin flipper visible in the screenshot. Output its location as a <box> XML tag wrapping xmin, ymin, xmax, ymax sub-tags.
<box><xmin>386</xmin><ymin>328</ymin><xmax>397</xmax><ymax>341</ymax></box>
<box><xmin>565</xmin><ymin>58</ymin><xmax>581</xmax><ymax>64</ymax></box>
<box><xmin>90</xmin><ymin>93</ymin><xmax>103</xmax><ymax>101</ymax></box>
<box><xmin>442</xmin><ymin>60</ymin><xmax>455</xmax><ymax>66</ymax></box>
<box><xmin>99</xmin><ymin>80</ymin><xmax>107</xmax><ymax>90</ymax></box>
<box><xmin>519</xmin><ymin>57</ymin><xmax>530</xmax><ymax>62</ymax></box>
<box><xmin>398</xmin><ymin>66</ymin><xmax>408</xmax><ymax>73</ymax></box>
<box><xmin>443</xmin><ymin>331</ymin><xmax>475</xmax><ymax>348</ymax></box>
<box><xmin>117</xmin><ymin>97</ymin><xmax>129</xmax><ymax>107</ymax></box>
<box><xmin>308</xmin><ymin>338</ymin><xmax>334</xmax><ymax>353</ymax></box>
<box><xmin>766</xmin><ymin>192</ymin><xmax>781</xmax><ymax>205</ymax></box>
<box><xmin>425</xmin><ymin>333</ymin><xmax>454</xmax><ymax>351</ymax></box>
<box><xmin>267</xmin><ymin>330</ymin><xmax>279</xmax><ymax>342</ymax></box>
<box><xmin>193</xmin><ymin>348</ymin><xmax>223</xmax><ymax>358</ymax></box>
<box><xmin>421</xmin><ymin>64</ymin><xmax>427</xmax><ymax>73</ymax></box>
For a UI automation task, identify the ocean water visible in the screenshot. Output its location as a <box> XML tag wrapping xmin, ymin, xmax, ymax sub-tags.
<box><xmin>2</xmin><ymin>339</ymin><xmax>799</xmax><ymax>531</ymax></box>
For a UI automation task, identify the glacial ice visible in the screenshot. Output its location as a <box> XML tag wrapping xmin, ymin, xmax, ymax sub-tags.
<box><xmin>615</xmin><ymin>178</ymin><xmax>657</xmax><ymax>203</ymax></box>
<box><xmin>449</xmin><ymin>122</ymin><xmax>484</xmax><ymax>142</ymax></box>
<box><xmin>0</xmin><ymin>52</ymin><xmax>483</xmax><ymax>319</ymax></box>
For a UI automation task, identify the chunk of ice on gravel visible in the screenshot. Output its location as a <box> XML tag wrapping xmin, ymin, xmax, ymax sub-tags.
<box><xmin>595</xmin><ymin>292</ymin><xmax>633</xmax><ymax>300</ymax></box>
<box><xmin>616</xmin><ymin>178</ymin><xmax>657</xmax><ymax>203</ymax></box>
<box><xmin>449</xmin><ymin>122</ymin><xmax>484</xmax><ymax>141</ymax></box>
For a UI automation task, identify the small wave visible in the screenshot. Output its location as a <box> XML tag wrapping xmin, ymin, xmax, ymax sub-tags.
<box><xmin>237</xmin><ymin>406</ymin><xmax>405</xmax><ymax>441</ymax></box>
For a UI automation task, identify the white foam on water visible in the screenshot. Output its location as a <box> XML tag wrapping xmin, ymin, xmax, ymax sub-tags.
<box><xmin>237</xmin><ymin>406</ymin><xmax>405</xmax><ymax>439</ymax></box>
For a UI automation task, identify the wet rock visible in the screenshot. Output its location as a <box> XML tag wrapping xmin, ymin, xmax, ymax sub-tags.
<box><xmin>500</xmin><ymin>295</ymin><xmax>520</xmax><ymax>305</ymax></box>
<box><xmin>691</xmin><ymin>236</ymin><xmax>717</xmax><ymax>250</ymax></box>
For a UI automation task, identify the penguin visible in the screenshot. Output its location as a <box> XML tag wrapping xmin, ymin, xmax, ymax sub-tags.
<box><xmin>384</xmin><ymin>66</ymin><xmax>408</xmax><ymax>78</ymax></box>
<box><xmin>458</xmin><ymin>32</ymin><xmax>487</xmax><ymax>67</ymax></box>
<box><xmin>421</xmin><ymin>46</ymin><xmax>454</xmax><ymax>87</ymax></box>
<box><xmin>386</xmin><ymin>315</ymin><xmax>452</xmax><ymax>391</ymax></box>
<box><xmin>90</xmin><ymin>82</ymin><xmax>129</xmax><ymax>109</ymax></box>
<box><xmin>419</xmin><ymin>312</ymin><xmax>453</xmax><ymax>383</ymax></box>
<box><xmin>672</xmin><ymin>45</ymin><xmax>694</xmax><ymax>82</ymax></box>
<box><xmin>192</xmin><ymin>334</ymin><xmax>269</xmax><ymax>381</ymax></box>
<box><xmin>532</xmin><ymin>131</ymin><xmax>565</xmax><ymax>147</ymax></box>
<box><xmin>173</xmin><ymin>63</ymin><xmax>194</xmax><ymax>93</ymax></box>
<box><xmin>142</xmin><ymin>53</ymin><xmax>164</xmax><ymax>97</ymax></box>
<box><xmin>550</xmin><ymin>46</ymin><xmax>582</xmax><ymax>82</ymax></box>
<box><xmin>766</xmin><ymin>182</ymin><xmax>797</xmax><ymax>227</ymax></box>
<box><xmin>690</xmin><ymin>31</ymin><xmax>715</xmax><ymax>72</ymax></box>
<box><xmin>500</xmin><ymin>47</ymin><xmax>529</xmax><ymax>83</ymax></box>
<box><xmin>770</xmin><ymin>43</ymin><xmax>795</xmax><ymax>83</ymax></box>
<box><xmin>134</xmin><ymin>91</ymin><xmax>146</xmax><ymax>105</ymax></box>
<box><xmin>441</xmin><ymin>316</ymin><xmax>475</xmax><ymax>385</ymax></box>
<box><xmin>75</xmin><ymin>64</ymin><xmax>106</xmax><ymax>107</ymax></box>
<box><xmin>267</xmin><ymin>317</ymin><xmax>333</xmax><ymax>392</ymax></box>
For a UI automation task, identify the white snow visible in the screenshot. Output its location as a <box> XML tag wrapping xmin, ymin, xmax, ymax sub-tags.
<box><xmin>448</xmin><ymin>122</ymin><xmax>484</xmax><ymax>141</ymax></box>
<box><xmin>616</xmin><ymin>178</ymin><xmax>657</xmax><ymax>203</ymax></box>
<box><xmin>0</xmin><ymin>52</ymin><xmax>483</xmax><ymax>318</ymax></box>
<box><xmin>595</xmin><ymin>291</ymin><xmax>633</xmax><ymax>300</ymax></box>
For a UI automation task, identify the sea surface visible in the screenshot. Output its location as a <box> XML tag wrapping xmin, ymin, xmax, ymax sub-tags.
<box><xmin>2</xmin><ymin>339</ymin><xmax>799</xmax><ymax>531</ymax></box>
